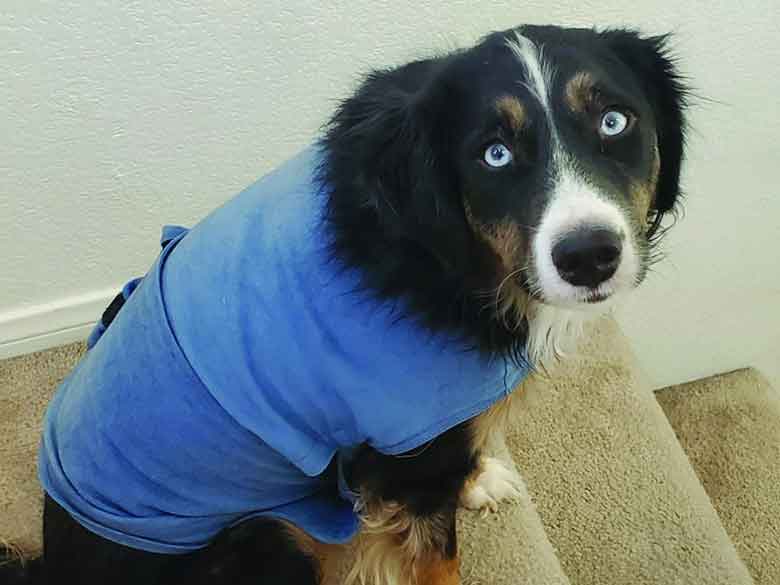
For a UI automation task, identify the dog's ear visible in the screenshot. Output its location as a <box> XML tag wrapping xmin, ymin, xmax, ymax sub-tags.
<box><xmin>604</xmin><ymin>31</ymin><xmax>689</xmax><ymax>231</ymax></box>
<box><xmin>323</xmin><ymin>59</ymin><xmax>472</xmax><ymax>272</ymax></box>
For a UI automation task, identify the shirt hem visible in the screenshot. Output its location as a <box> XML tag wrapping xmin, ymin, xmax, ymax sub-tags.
<box><xmin>373</xmin><ymin>367</ymin><xmax>528</xmax><ymax>455</ymax></box>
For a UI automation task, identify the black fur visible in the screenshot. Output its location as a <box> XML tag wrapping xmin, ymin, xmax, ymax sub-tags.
<box><xmin>178</xmin><ymin>518</ymin><xmax>321</xmax><ymax>585</ymax></box>
<box><xmin>0</xmin><ymin>495</ymin><xmax>320</xmax><ymax>585</ymax></box>
<box><xmin>349</xmin><ymin>422</ymin><xmax>477</xmax><ymax>520</ymax></box>
<box><xmin>0</xmin><ymin>556</ymin><xmax>42</xmax><ymax>585</ymax></box>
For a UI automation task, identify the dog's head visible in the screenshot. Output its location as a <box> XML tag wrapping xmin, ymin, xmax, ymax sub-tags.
<box><xmin>323</xmin><ymin>25</ymin><xmax>687</xmax><ymax>358</ymax></box>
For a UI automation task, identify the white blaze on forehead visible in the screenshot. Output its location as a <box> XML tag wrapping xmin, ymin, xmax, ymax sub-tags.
<box><xmin>502</xmin><ymin>32</ymin><xmax>644</xmax><ymax>366</ymax></box>
<box><xmin>505</xmin><ymin>32</ymin><xmax>558</xmax><ymax>145</ymax></box>
<box><xmin>505</xmin><ymin>32</ymin><xmax>640</xmax><ymax>309</ymax></box>
<box><xmin>540</xmin><ymin>172</ymin><xmax>631</xmax><ymax>237</ymax></box>
<box><xmin>532</xmin><ymin>170</ymin><xmax>640</xmax><ymax>308</ymax></box>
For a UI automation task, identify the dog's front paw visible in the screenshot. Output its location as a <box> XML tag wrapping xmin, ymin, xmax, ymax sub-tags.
<box><xmin>460</xmin><ymin>457</ymin><xmax>526</xmax><ymax>514</ymax></box>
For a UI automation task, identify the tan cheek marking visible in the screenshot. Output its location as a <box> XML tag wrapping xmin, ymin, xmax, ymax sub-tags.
<box><xmin>464</xmin><ymin>201</ymin><xmax>531</xmax><ymax>323</ymax></box>
<box><xmin>464</xmin><ymin>202</ymin><xmax>525</xmax><ymax>273</ymax></box>
<box><xmin>484</xmin><ymin>220</ymin><xmax>525</xmax><ymax>273</ymax></box>
<box><xmin>495</xmin><ymin>95</ymin><xmax>526</xmax><ymax>132</ymax></box>
<box><xmin>634</xmin><ymin>144</ymin><xmax>661</xmax><ymax>219</ymax></box>
<box><xmin>649</xmin><ymin>144</ymin><xmax>661</xmax><ymax>207</ymax></box>
<box><xmin>564</xmin><ymin>71</ymin><xmax>596</xmax><ymax>113</ymax></box>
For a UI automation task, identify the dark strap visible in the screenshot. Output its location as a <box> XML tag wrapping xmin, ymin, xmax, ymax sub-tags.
<box><xmin>100</xmin><ymin>292</ymin><xmax>127</xmax><ymax>329</ymax></box>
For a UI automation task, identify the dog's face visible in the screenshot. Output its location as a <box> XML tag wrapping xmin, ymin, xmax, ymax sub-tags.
<box><xmin>324</xmin><ymin>25</ymin><xmax>686</xmax><ymax>353</ymax></box>
<box><xmin>413</xmin><ymin>26</ymin><xmax>685</xmax><ymax>314</ymax></box>
<box><xmin>453</xmin><ymin>29</ymin><xmax>669</xmax><ymax>309</ymax></box>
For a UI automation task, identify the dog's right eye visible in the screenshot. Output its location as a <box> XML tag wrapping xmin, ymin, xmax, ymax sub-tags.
<box><xmin>599</xmin><ymin>109</ymin><xmax>634</xmax><ymax>139</ymax></box>
<box><xmin>483</xmin><ymin>143</ymin><xmax>513</xmax><ymax>168</ymax></box>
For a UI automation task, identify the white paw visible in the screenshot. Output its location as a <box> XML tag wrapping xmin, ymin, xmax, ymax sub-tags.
<box><xmin>460</xmin><ymin>457</ymin><xmax>526</xmax><ymax>514</ymax></box>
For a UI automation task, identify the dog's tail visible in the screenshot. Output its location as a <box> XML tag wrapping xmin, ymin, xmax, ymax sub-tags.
<box><xmin>0</xmin><ymin>543</ymin><xmax>42</xmax><ymax>584</ymax></box>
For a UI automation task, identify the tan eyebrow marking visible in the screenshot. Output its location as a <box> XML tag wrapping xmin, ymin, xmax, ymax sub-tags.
<box><xmin>495</xmin><ymin>95</ymin><xmax>527</xmax><ymax>132</ymax></box>
<box><xmin>565</xmin><ymin>71</ymin><xmax>597</xmax><ymax>113</ymax></box>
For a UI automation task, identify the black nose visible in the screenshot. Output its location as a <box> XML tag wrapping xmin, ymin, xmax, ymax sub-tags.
<box><xmin>551</xmin><ymin>227</ymin><xmax>622</xmax><ymax>288</ymax></box>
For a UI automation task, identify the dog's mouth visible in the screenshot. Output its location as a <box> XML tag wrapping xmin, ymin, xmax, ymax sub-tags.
<box><xmin>525</xmin><ymin>283</ymin><xmax>614</xmax><ymax>307</ymax></box>
<box><xmin>584</xmin><ymin>290</ymin><xmax>611</xmax><ymax>304</ymax></box>
<box><xmin>516</xmin><ymin>266</ymin><xmax>622</xmax><ymax>310</ymax></box>
<box><xmin>499</xmin><ymin>251</ymin><xmax>626</xmax><ymax>313</ymax></box>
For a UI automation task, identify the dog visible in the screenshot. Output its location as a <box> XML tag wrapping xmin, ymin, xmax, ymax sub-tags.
<box><xmin>3</xmin><ymin>23</ymin><xmax>686</xmax><ymax>585</ymax></box>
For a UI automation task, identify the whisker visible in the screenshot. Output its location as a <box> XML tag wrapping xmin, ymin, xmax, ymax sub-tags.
<box><xmin>474</xmin><ymin>262</ymin><xmax>530</xmax><ymax>299</ymax></box>
<box><xmin>511</xmin><ymin>223</ymin><xmax>542</xmax><ymax>234</ymax></box>
<box><xmin>495</xmin><ymin>267</ymin><xmax>524</xmax><ymax>305</ymax></box>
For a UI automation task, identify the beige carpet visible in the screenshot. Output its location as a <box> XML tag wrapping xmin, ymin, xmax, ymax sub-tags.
<box><xmin>657</xmin><ymin>369</ymin><xmax>780</xmax><ymax>585</ymax></box>
<box><xmin>2</xmin><ymin>318</ymin><xmax>777</xmax><ymax>584</ymax></box>
<box><xmin>0</xmin><ymin>342</ymin><xmax>84</xmax><ymax>558</ymax></box>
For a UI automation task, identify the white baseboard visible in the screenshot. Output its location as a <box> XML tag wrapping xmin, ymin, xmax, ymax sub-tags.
<box><xmin>0</xmin><ymin>287</ymin><xmax>121</xmax><ymax>360</ymax></box>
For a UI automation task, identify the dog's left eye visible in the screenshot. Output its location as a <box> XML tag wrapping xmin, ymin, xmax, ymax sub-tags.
<box><xmin>599</xmin><ymin>110</ymin><xmax>630</xmax><ymax>137</ymax></box>
<box><xmin>483</xmin><ymin>143</ymin><xmax>513</xmax><ymax>168</ymax></box>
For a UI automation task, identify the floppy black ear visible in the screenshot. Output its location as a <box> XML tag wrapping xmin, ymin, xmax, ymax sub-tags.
<box><xmin>604</xmin><ymin>31</ymin><xmax>689</xmax><ymax>230</ymax></box>
<box><xmin>322</xmin><ymin>59</ymin><xmax>473</xmax><ymax>272</ymax></box>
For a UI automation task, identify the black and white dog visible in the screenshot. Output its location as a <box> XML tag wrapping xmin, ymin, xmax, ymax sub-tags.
<box><xmin>319</xmin><ymin>25</ymin><xmax>686</xmax><ymax>584</ymax></box>
<box><xmin>3</xmin><ymin>24</ymin><xmax>686</xmax><ymax>585</ymax></box>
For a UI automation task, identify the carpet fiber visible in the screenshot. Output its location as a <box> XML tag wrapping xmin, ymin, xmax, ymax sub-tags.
<box><xmin>2</xmin><ymin>318</ymin><xmax>777</xmax><ymax>583</ymax></box>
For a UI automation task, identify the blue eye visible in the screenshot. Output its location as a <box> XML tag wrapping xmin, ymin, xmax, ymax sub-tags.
<box><xmin>483</xmin><ymin>143</ymin><xmax>513</xmax><ymax>168</ymax></box>
<box><xmin>600</xmin><ymin>110</ymin><xmax>629</xmax><ymax>137</ymax></box>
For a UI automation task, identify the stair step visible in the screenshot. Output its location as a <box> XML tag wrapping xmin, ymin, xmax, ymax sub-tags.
<box><xmin>657</xmin><ymin>368</ymin><xmax>780</xmax><ymax>585</ymax></box>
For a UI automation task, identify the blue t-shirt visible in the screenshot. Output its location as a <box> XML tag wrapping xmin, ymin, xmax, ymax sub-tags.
<box><xmin>39</xmin><ymin>147</ymin><xmax>528</xmax><ymax>554</ymax></box>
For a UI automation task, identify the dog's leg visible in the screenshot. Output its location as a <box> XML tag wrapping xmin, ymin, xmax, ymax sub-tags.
<box><xmin>460</xmin><ymin>454</ymin><xmax>526</xmax><ymax>513</ymax></box>
<box><xmin>39</xmin><ymin>494</ymin><xmax>178</xmax><ymax>585</ymax></box>
<box><xmin>347</xmin><ymin>423</ymin><xmax>474</xmax><ymax>585</ymax></box>
<box><xmin>460</xmin><ymin>395</ymin><xmax>528</xmax><ymax>513</ymax></box>
<box><xmin>347</xmin><ymin>498</ymin><xmax>460</xmax><ymax>585</ymax></box>
<box><xmin>413</xmin><ymin>508</ymin><xmax>460</xmax><ymax>585</ymax></box>
<box><xmin>178</xmin><ymin>517</ymin><xmax>328</xmax><ymax>585</ymax></box>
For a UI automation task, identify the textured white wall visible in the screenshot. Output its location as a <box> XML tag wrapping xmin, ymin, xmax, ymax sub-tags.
<box><xmin>1</xmin><ymin>1</ymin><xmax>778</xmax><ymax>387</ymax></box>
